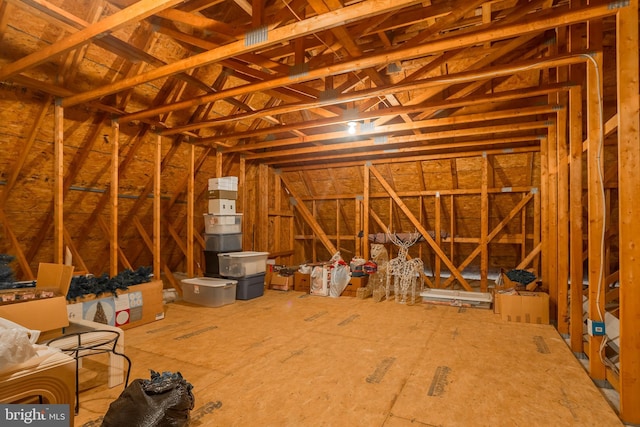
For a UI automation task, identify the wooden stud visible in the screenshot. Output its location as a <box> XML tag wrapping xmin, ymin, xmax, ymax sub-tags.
<box><xmin>53</xmin><ymin>99</ymin><xmax>64</xmax><ymax>264</ymax></box>
<box><xmin>450</xmin><ymin>194</ymin><xmax>455</xmax><ymax>274</ymax></box>
<box><xmin>435</xmin><ymin>192</ymin><xmax>441</xmax><ymax>288</ymax></box>
<box><xmin>274</xmin><ymin>173</ymin><xmax>282</xmax><ymax>258</ymax></box>
<box><xmin>363</xmin><ymin>164</ymin><xmax>370</xmax><ymax>261</ymax></box>
<box><xmin>586</xmin><ymin>22</ymin><xmax>606</xmax><ymax>382</ymax></box>
<box><xmin>110</xmin><ymin>118</ymin><xmax>119</xmax><ymax>277</ymax></box>
<box><xmin>187</xmin><ymin>145</ymin><xmax>195</xmax><ymax>277</ymax></box>
<box><xmin>569</xmin><ymin>87</ymin><xmax>584</xmax><ymax>354</ymax></box>
<box><xmin>258</xmin><ymin>164</ymin><xmax>269</xmax><ymax>251</ymax></box>
<box><xmin>557</xmin><ymin>105</ymin><xmax>570</xmax><ymax>335</ymax></box>
<box><xmin>154</xmin><ymin>133</ymin><xmax>161</xmax><ymax>280</ymax></box>
<box><xmin>616</xmin><ymin>1</ymin><xmax>640</xmax><ymax>422</ymax></box>
<box><xmin>480</xmin><ymin>154</ymin><xmax>489</xmax><ymax>292</ymax></box>
<box><xmin>548</xmin><ymin>120</ymin><xmax>559</xmax><ymax>323</ymax></box>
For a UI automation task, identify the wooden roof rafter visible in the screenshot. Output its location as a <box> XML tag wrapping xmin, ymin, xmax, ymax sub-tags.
<box><xmin>107</xmin><ymin>0</ymin><xmax>618</xmax><ymax>132</ymax></box>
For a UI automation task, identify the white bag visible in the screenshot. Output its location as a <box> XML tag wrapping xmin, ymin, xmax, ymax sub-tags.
<box><xmin>0</xmin><ymin>317</ymin><xmax>40</xmax><ymax>369</ymax></box>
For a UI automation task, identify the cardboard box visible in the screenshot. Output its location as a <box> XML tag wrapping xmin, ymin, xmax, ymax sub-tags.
<box><xmin>270</xmin><ymin>274</ymin><xmax>293</xmax><ymax>291</ymax></box>
<box><xmin>0</xmin><ymin>263</ymin><xmax>74</xmax><ymax>333</ymax></box>
<box><xmin>294</xmin><ymin>272</ymin><xmax>310</xmax><ymax>292</ymax></box>
<box><xmin>208</xmin><ymin>176</ymin><xmax>238</xmax><ymax>191</ymax></box>
<box><xmin>499</xmin><ymin>269</ymin><xmax>539</xmax><ymax>292</ymax></box>
<box><xmin>208</xmin><ymin>190</ymin><xmax>237</xmax><ymax>200</ymax></box>
<box><xmin>208</xmin><ymin>198</ymin><xmax>236</xmax><ymax>215</ymax></box>
<box><xmin>341</xmin><ymin>276</ymin><xmax>368</xmax><ymax>297</ymax></box>
<box><xmin>498</xmin><ymin>291</ymin><xmax>549</xmax><ymax>324</ymax></box>
<box><xmin>66</xmin><ymin>280</ymin><xmax>164</xmax><ymax>330</ymax></box>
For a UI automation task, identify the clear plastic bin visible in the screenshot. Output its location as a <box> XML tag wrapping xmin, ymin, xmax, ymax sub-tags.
<box><xmin>181</xmin><ymin>277</ymin><xmax>237</xmax><ymax>307</ymax></box>
<box><xmin>203</xmin><ymin>214</ymin><xmax>242</xmax><ymax>234</ymax></box>
<box><xmin>218</xmin><ymin>251</ymin><xmax>269</xmax><ymax>278</ymax></box>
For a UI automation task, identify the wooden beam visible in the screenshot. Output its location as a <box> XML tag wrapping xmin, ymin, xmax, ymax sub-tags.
<box><xmin>616</xmin><ymin>0</ymin><xmax>640</xmax><ymax>422</ymax></box>
<box><xmin>154</xmin><ymin>134</ymin><xmax>161</xmax><ymax>279</ymax></box>
<box><xmin>556</xmin><ymin>103</ymin><xmax>570</xmax><ymax>334</ymax></box>
<box><xmin>174</xmin><ymin>86</ymin><xmax>562</xmax><ymax>140</ymax></box>
<box><xmin>187</xmin><ymin>145</ymin><xmax>195</xmax><ymax>277</ymax></box>
<box><xmin>586</xmin><ymin>25</ymin><xmax>606</xmax><ymax>382</ymax></box>
<box><xmin>480</xmin><ymin>154</ymin><xmax>489</xmax><ymax>292</ymax></box>
<box><xmin>434</xmin><ymin>192</ymin><xmax>441</xmax><ymax>287</ymax></box>
<box><xmin>62</xmin><ymin>0</ymin><xmax>423</xmax><ymax>108</ymax></box>
<box><xmin>114</xmin><ymin>2</ymin><xmax>621</xmax><ymax>121</ymax></box>
<box><xmin>53</xmin><ymin>99</ymin><xmax>64</xmax><ymax>263</ymax></box>
<box><xmin>547</xmin><ymin>120</ymin><xmax>559</xmax><ymax>323</ymax></box>
<box><xmin>257</xmin><ymin>164</ymin><xmax>269</xmax><ymax>251</ymax></box>
<box><xmin>0</xmin><ymin>0</ymin><xmax>185</xmax><ymax>80</ymax></box>
<box><xmin>110</xmin><ymin>118</ymin><xmax>119</xmax><ymax>277</ymax></box>
<box><xmin>363</xmin><ymin>164</ymin><xmax>370</xmax><ymax>261</ymax></box>
<box><xmin>569</xmin><ymin>86</ymin><xmax>584</xmax><ymax>353</ymax></box>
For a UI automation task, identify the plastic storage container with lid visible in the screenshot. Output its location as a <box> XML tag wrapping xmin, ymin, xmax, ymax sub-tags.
<box><xmin>218</xmin><ymin>251</ymin><xmax>269</xmax><ymax>278</ymax></box>
<box><xmin>181</xmin><ymin>277</ymin><xmax>237</xmax><ymax>307</ymax></box>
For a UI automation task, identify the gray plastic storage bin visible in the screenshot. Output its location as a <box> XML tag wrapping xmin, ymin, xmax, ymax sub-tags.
<box><xmin>181</xmin><ymin>277</ymin><xmax>237</xmax><ymax>307</ymax></box>
<box><xmin>204</xmin><ymin>233</ymin><xmax>242</xmax><ymax>252</ymax></box>
<box><xmin>236</xmin><ymin>273</ymin><xmax>265</xmax><ymax>300</ymax></box>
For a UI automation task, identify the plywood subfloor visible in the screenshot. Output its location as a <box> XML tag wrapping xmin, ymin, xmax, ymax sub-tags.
<box><xmin>73</xmin><ymin>290</ymin><xmax>622</xmax><ymax>426</ymax></box>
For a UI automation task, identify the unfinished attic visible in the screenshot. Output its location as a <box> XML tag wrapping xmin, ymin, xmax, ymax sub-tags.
<box><xmin>0</xmin><ymin>0</ymin><xmax>639</xmax><ymax>425</ymax></box>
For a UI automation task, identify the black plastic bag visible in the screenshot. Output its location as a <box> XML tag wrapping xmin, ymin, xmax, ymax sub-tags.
<box><xmin>102</xmin><ymin>371</ymin><xmax>195</xmax><ymax>427</ymax></box>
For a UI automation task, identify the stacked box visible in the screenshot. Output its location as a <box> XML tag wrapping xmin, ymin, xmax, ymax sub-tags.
<box><xmin>203</xmin><ymin>214</ymin><xmax>242</xmax><ymax>234</ymax></box>
<box><xmin>218</xmin><ymin>251</ymin><xmax>269</xmax><ymax>278</ymax></box>
<box><xmin>208</xmin><ymin>199</ymin><xmax>236</xmax><ymax>215</ymax></box>
<box><xmin>208</xmin><ymin>176</ymin><xmax>238</xmax><ymax>191</ymax></box>
<box><xmin>208</xmin><ymin>189</ymin><xmax>237</xmax><ymax>200</ymax></box>
<box><xmin>203</xmin><ymin>177</ymin><xmax>242</xmax><ymax>278</ymax></box>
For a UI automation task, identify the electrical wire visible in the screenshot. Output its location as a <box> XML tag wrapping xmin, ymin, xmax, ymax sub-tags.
<box><xmin>580</xmin><ymin>53</ymin><xmax>618</xmax><ymax>375</ymax></box>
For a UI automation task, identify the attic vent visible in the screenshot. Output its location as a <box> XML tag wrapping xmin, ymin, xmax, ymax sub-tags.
<box><xmin>374</xmin><ymin>136</ymin><xmax>388</xmax><ymax>144</ymax></box>
<box><xmin>387</xmin><ymin>63</ymin><xmax>401</xmax><ymax>74</ymax></box>
<box><xmin>289</xmin><ymin>63</ymin><xmax>309</xmax><ymax>79</ymax></box>
<box><xmin>245</xmin><ymin>26</ymin><xmax>268</xmax><ymax>47</ymax></box>
<box><xmin>608</xmin><ymin>0</ymin><xmax>630</xmax><ymax>9</ymax></box>
<box><xmin>361</xmin><ymin>122</ymin><xmax>375</xmax><ymax>132</ymax></box>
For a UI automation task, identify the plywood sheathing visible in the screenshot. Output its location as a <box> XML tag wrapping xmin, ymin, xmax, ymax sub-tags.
<box><xmin>72</xmin><ymin>292</ymin><xmax>622</xmax><ymax>427</ymax></box>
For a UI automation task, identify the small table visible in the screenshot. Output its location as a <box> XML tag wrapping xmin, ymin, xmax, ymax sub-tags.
<box><xmin>45</xmin><ymin>320</ymin><xmax>131</xmax><ymax>413</ymax></box>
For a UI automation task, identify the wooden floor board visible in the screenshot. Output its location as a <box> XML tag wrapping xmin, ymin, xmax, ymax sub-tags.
<box><xmin>73</xmin><ymin>290</ymin><xmax>622</xmax><ymax>426</ymax></box>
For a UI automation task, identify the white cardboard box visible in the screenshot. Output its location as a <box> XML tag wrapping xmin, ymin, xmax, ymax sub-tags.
<box><xmin>208</xmin><ymin>198</ymin><xmax>236</xmax><ymax>215</ymax></box>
